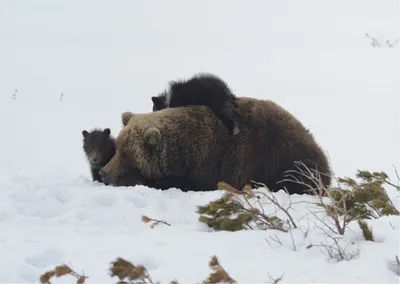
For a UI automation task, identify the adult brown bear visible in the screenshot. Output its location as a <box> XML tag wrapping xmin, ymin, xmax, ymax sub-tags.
<box><xmin>99</xmin><ymin>97</ymin><xmax>332</xmax><ymax>195</ymax></box>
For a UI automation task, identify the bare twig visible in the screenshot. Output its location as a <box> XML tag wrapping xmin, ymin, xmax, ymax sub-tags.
<box><xmin>267</xmin><ymin>272</ymin><xmax>285</xmax><ymax>284</ymax></box>
<box><xmin>251</xmin><ymin>181</ymin><xmax>298</xmax><ymax>229</ymax></box>
<box><xmin>287</xmin><ymin>220</ymin><xmax>297</xmax><ymax>251</ymax></box>
<box><xmin>11</xmin><ymin>89</ymin><xmax>17</xmax><ymax>100</ymax></box>
<box><xmin>278</xmin><ymin>160</ymin><xmax>330</xmax><ymax>197</ymax></box>
<box><xmin>282</xmin><ymin>161</ymin><xmax>351</xmax><ymax>235</ymax></box>
<box><xmin>393</xmin><ymin>165</ymin><xmax>400</xmax><ymax>183</ymax></box>
<box><xmin>268</xmin><ymin>235</ymin><xmax>283</xmax><ymax>246</ymax></box>
<box><xmin>387</xmin><ymin>255</ymin><xmax>400</xmax><ymax>276</ymax></box>
<box><xmin>239</xmin><ymin>191</ymin><xmax>287</xmax><ymax>232</ymax></box>
<box><xmin>300</xmin><ymin>221</ymin><xmax>311</xmax><ymax>240</ymax></box>
<box><xmin>314</xmin><ymin>233</ymin><xmax>359</xmax><ymax>261</ymax></box>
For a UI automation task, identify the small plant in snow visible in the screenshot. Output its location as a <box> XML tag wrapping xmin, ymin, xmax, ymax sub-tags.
<box><xmin>327</xmin><ymin>170</ymin><xmax>399</xmax><ymax>222</ymax></box>
<box><xmin>281</xmin><ymin>163</ymin><xmax>386</xmax><ymax>261</ymax></box>
<box><xmin>40</xmin><ymin>264</ymin><xmax>88</xmax><ymax>283</ymax></box>
<box><xmin>288</xmin><ymin>162</ymin><xmax>399</xmax><ymax>237</ymax></box>
<box><xmin>197</xmin><ymin>182</ymin><xmax>297</xmax><ymax>232</ymax></box>
<box><xmin>109</xmin><ymin>257</ymin><xmax>156</xmax><ymax>284</ymax></box>
<box><xmin>202</xmin><ymin>256</ymin><xmax>236</xmax><ymax>284</ymax></box>
<box><xmin>41</xmin><ymin>255</ymin><xmax>239</xmax><ymax>283</ymax></box>
<box><xmin>357</xmin><ymin>219</ymin><xmax>374</xmax><ymax>241</ymax></box>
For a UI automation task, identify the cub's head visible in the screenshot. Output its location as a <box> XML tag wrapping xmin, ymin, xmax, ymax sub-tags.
<box><xmin>99</xmin><ymin>112</ymin><xmax>162</xmax><ymax>186</ymax></box>
<box><xmin>151</xmin><ymin>91</ymin><xmax>167</xmax><ymax>111</ymax></box>
<box><xmin>82</xmin><ymin>128</ymin><xmax>115</xmax><ymax>168</ymax></box>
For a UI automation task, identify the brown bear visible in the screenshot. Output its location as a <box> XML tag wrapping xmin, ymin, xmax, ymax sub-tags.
<box><xmin>82</xmin><ymin>128</ymin><xmax>149</xmax><ymax>187</ymax></box>
<box><xmin>99</xmin><ymin>97</ymin><xmax>332</xmax><ymax>195</ymax></box>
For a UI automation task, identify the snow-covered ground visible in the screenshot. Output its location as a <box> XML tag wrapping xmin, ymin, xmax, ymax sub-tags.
<box><xmin>0</xmin><ymin>0</ymin><xmax>399</xmax><ymax>283</ymax></box>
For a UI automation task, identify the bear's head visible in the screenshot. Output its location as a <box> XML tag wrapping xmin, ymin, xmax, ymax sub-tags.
<box><xmin>99</xmin><ymin>112</ymin><xmax>163</xmax><ymax>186</ymax></box>
<box><xmin>82</xmin><ymin>128</ymin><xmax>115</xmax><ymax>169</ymax></box>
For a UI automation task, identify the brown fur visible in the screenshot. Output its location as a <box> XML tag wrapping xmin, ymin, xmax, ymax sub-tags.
<box><xmin>219</xmin><ymin>97</ymin><xmax>331</xmax><ymax>194</ymax></box>
<box><xmin>100</xmin><ymin>106</ymin><xmax>228</xmax><ymax>189</ymax></box>
<box><xmin>100</xmin><ymin>97</ymin><xmax>331</xmax><ymax>194</ymax></box>
<box><xmin>122</xmin><ymin>112</ymin><xmax>134</xmax><ymax>127</ymax></box>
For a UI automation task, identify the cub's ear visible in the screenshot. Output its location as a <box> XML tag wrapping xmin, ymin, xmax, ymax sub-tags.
<box><xmin>82</xmin><ymin>130</ymin><xmax>89</xmax><ymax>138</ymax></box>
<box><xmin>103</xmin><ymin>128</ymin><xmax>111</xmax><ymax>136</ymax></box>
<box><xmin>143</xmin><ymin>127</ymin><xmax>161</xmax><ymax>146</ymax></box>
<box><xmin>122</xmin><ymin>111</ymin><xmax>135</xmax><ymax>126</ymax></box>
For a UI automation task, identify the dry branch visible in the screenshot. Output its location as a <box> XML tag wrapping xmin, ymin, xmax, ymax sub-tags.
<box><xmin>312</xmin><ymin>224</ymin><xmax>360</xmax><ymax>262</ymax></box>
<box><xmin>387</xmin><ymin>255</ymin><xmax>400</xmax><ymax>276</ymax></box>
<box><xmin>267</xmin><ymin>272</ymin><xmax>284</xmax><ymax>284</ymax></box>
<box><xmin>283</xmin><ymin>161</ymin><xmax>349</xmax><ymax>235</ymax></box>
<box><xmin>251</xmin><ymin>180</ymin><xmax>298</xmax><ymax>229</ymax></box>
<box><xmin>141</xmin><ymin>215</ymin><xmax>171</xmax><ymax>228</ymax></box>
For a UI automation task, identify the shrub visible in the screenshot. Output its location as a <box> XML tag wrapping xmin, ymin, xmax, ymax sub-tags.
<box><xmin>325</xmin><ymin>170</ymin><xmax>399</xmax><ymax>223</ymax></box>
<box><xmin>197</xmin><ymin>182</ymin><xmax>296</xmax><ymax>232</ymax></box>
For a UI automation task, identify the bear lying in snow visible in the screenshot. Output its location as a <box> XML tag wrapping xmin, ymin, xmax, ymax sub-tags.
<box><xmin>99</xmin><ymin>97</ymin><xmax>332</xmax><ymax>195</ymax></box>
<box><xmin>82</xmin><ymin>128</ymin><xmax>205</xmax><ymax>190</ymax></box>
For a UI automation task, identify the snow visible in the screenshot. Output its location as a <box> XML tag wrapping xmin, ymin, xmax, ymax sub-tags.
<box><xmin>0</xmin><ymin>0</ymin><xmax>399</xmax><ymax>283</ymax></box>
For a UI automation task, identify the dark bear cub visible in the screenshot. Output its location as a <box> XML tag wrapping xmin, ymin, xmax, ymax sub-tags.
<box><xmin>82</xmin><ymin>128</ymin><xmax>116</xmax><ymax>184</ymax></box>
<box><xmin>151</xmin><ymin>73</ymin><xmax>240</xmax><ymax>136</ymax></box>
<box><xmin>152</xmin><ymin>91</ymin><xmax>167</xmax><ymax>111</ymax></box>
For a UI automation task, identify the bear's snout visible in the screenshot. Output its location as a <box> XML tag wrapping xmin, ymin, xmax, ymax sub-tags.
<box><xmin>99</xmin><ymin>153</ymin><xmax>122</xmax><ymax>185</ymax></box>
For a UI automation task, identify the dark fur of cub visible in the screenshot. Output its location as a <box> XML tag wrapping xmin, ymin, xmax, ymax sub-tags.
<box><xmin>82</xmin><ymin>128</ymin><xmax>115</xmax><ymax>184</ymax></box>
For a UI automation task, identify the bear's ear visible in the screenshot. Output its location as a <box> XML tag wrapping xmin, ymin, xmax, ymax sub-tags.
<box><xmin>151</xmin><ymin>96</ymin><xmax>159</xmax><ymax>104</ymax></box>
<box><xmin>122</xmin><ymin>111</ymin><xmax>135</xmax><ymax>126</ymax></box>
<box><xmin>103</xmin><ymin>128</ymin><xmax>111</xmax><ymax>137</ymax></box>
<box><xmin>143</xmin><ymin>127</ymin><xmax>161</xmax><ymax>147</ymax></box>
<box><xmin>82</xmin><ymin>130</ymin><xmax>89</xmax><ymax>138</ymax></box>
